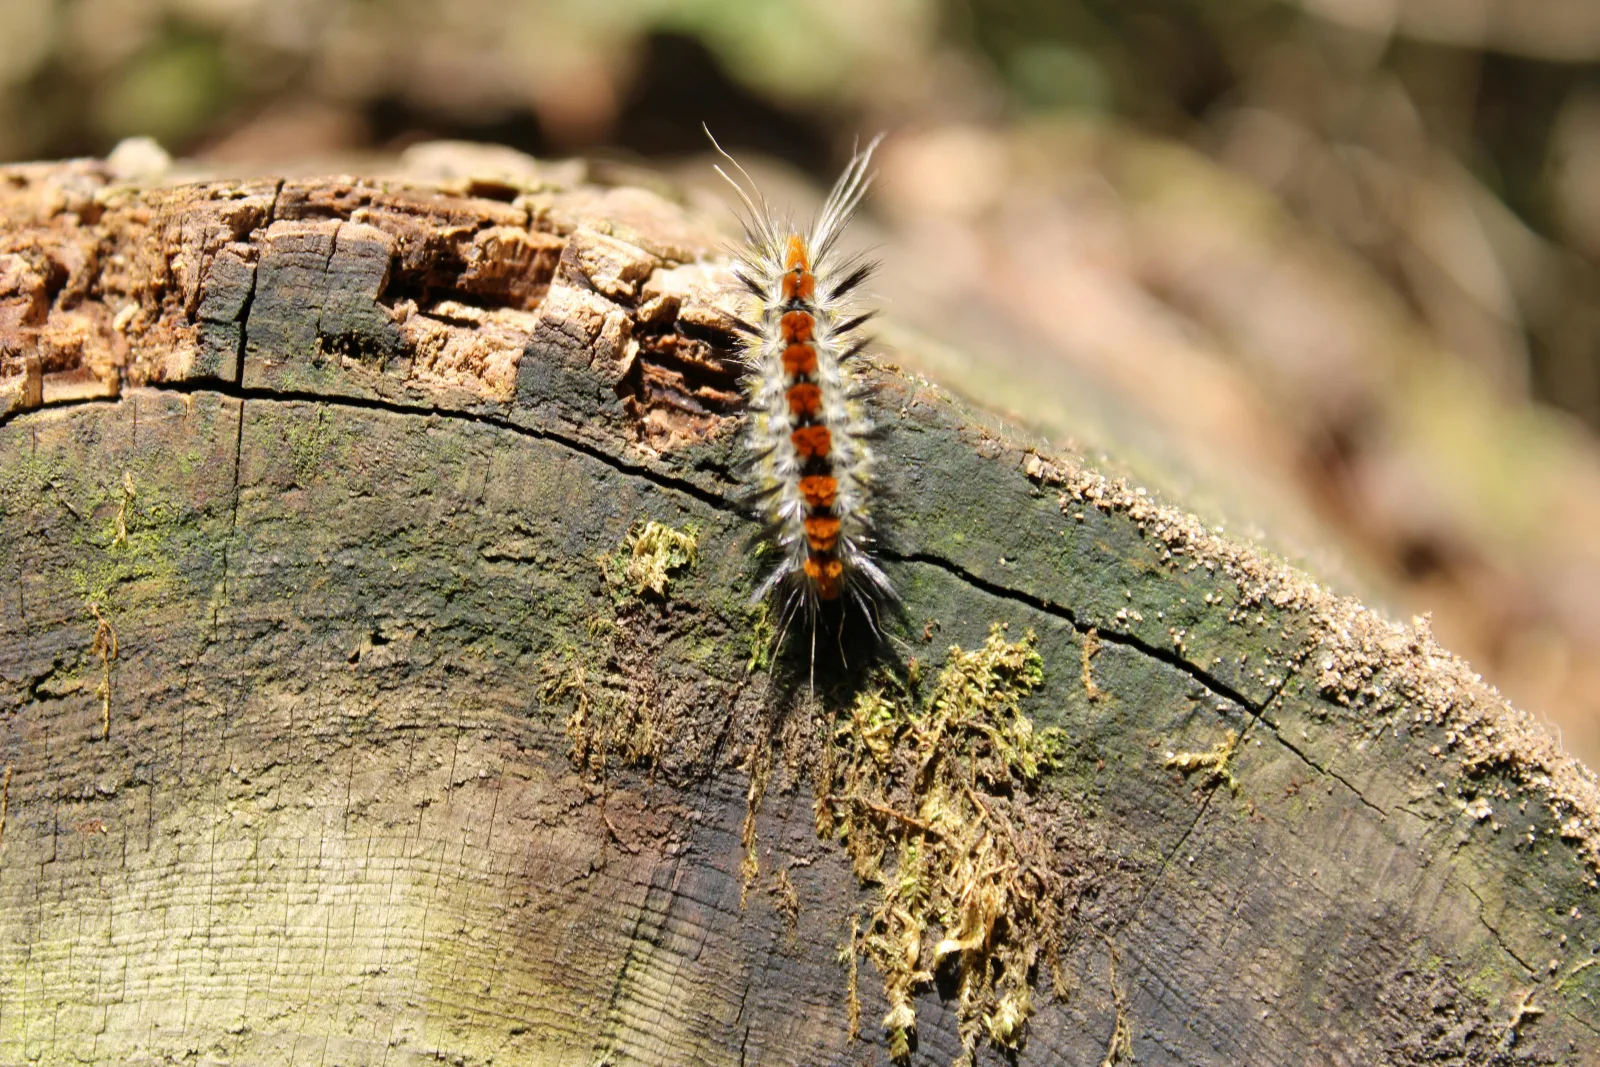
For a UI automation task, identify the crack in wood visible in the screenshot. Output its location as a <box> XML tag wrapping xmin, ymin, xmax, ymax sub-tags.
<box><xmin>8</xmin><ymin>380</ymin><xmax>1359</xmax><ymax>776</ymax></box>
<box><xmin>1456</xmin><ymin>876</ymin><xmax>1539</xmax><ymax>977</ymax></box>
<box><xmin>887</xmin><ymin>548</ymin><xmax>1268</xmax><ymax>714</ymax></box>
<box><xmin>1122</xmin><ymin>717</ymin><xmax>1264</xmax><ymax>932</ymax></box>
<box><xmin>1256</xmin><ymin>707</ymin><xmax>1390</xmax><ymax>821</ymax></box>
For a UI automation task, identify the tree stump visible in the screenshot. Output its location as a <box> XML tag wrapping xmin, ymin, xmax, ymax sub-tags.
<box><xmin>1</xmin><ymin>143</ymin><xmax>1597</xmax><ymax>1066</ymax></box>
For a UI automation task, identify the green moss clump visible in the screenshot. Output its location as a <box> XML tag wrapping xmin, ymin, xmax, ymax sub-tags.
<box><xmin>745</xmin><ymin>601</ymin><xmax>775</xmax><ymax>673</ymax></box>
<box><xmin>602</xmin><ymin>520</ymin><xmax>699</xmax><ymax>600</ymax></box>
<box><xmin>817</xmin><ymin>625</ymin><xmax>1071</xmax><ymax>1065</ymax></box>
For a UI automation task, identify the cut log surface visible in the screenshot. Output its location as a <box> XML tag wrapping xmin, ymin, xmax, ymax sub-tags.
<box><xmin>0</xmin><ymin>143</ymin><xmax>1598</xmax><ymax>1066</ymax></box>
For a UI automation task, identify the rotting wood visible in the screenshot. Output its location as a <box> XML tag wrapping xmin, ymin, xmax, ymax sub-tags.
<box><xmin>0</xmin><ymin>143</ymin><xmax>1598</xmax><ymax>1066</ymax></box>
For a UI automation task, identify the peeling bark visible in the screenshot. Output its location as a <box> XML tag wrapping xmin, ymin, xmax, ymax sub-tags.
<box><xmin>0</xmin><ymin>144</ymin><xmax>1597</xmax><ymax>1066</ymax></box>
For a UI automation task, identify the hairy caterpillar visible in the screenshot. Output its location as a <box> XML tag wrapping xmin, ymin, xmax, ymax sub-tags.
<box><xmin>708</xmin><ymin>130</ymin><xmax>894</xmax><ymax>650</ymax></box>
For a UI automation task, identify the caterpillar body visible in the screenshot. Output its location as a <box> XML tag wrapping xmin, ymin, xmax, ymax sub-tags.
<box><xmin>709</xmin><ymin>132</ymin><xmax>894</xmax><ymax>643</ymax></box>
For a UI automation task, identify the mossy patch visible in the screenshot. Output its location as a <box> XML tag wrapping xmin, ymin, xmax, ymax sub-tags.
<box><xmin>66</xmin><ymin>472</ymin><xmax>185</xmax><ymax>612</ymax></box>
<box><xmin>600</xmin><ymin>519</ymin><xmax>699</xmax><ymax>601</ymax></box>
<box><xmin>2</xmin><ymin>443</ymin><xmax>202</xmax><ymax>740</ymax></box>
<box><xmin>816</xmin><ymin>624</ymin><xmax>1094</xmax><ymax>1065</ymax></box>
<box><xmin>0</xmin><ymin>448</ymin><xmax>62</xmax><ymax>519</ymax></box>
<box><xmin>547</xmin><ymin>520</ymin><xmax>710</xmax><ymax>777</ymax></box>
<box><xmin>546</xmin><ymin>617</ymin><xmax>663</xmax><ymax>775</ymax></box>
<box><xmin>745</xmin><ymin>600</ymin><xmax>775</xmax><ymax>674</ymax></box>
<box><xmin>248</xmin><ymin>403</ymin><xmax>355</xmax><ymax>489</ymax></box>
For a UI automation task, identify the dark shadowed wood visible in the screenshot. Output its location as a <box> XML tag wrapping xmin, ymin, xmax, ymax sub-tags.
<box><xmin>1</xmin><ymin>146</ymin><xmax>1597</xmax><ymax>1066</ymax></box>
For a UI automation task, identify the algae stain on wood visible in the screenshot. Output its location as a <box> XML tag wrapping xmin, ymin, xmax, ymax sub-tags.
<box><xmin>3</xmin><ymin>433</ymin><xmax>198</xmax><ymax>740</ymax></box>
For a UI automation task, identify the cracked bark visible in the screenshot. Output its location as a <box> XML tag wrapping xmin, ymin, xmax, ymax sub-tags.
<box><xmin>0</xmin><ymin>147</ymin><xmax>1597</xmax><ymax>1066</ymax></box>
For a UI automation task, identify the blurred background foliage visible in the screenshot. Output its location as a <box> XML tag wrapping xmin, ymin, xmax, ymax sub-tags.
<box><xmin>6</xmin><ymin>0</ymin><xmax>1600</xmax><ymax>761</ymax></box>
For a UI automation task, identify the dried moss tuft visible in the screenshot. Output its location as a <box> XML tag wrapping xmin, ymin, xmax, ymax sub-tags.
<box><xmin>817</xmin><ymin>624</ymin><xmax>1073</xmax><ymax>1065</ymax></box>
<box><xmin>551</xmin><ymin>520</ymin><xmax>702</xmax><ymax>773</ymax></box>
<box><xmin>545</xmin><ymin>621</ymin><xmax>662</xmax><ymax>775</ymax></box>
<box><xmin>1165</xmin><ymin>729</ymin><xmax>1241</xmax><ymax>795</ymax></box>
<box><xmin>602</xmin><ymin>519</ymin><xmax>698</xmax><ymax>600</ymax></box>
